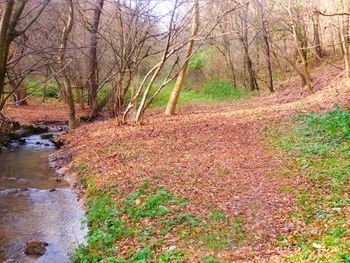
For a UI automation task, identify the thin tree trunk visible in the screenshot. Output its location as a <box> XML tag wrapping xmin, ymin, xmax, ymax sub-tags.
<box><xmin>273</xmin><ymin>43</ymin><xmax>309</xmax><ymax>87</ymax></box>
<box><xmin>256</xmin><ymin>0</ymin><xmax>273</xmax><ymax>92</ymax></box>
<box><xmin>313</xmin><ymin>11</ymin><xmax>324</xmax><ymax>59</ymax></box>
<box><xmin>292</xmin><ymin>22</ymin><xmax>312</xmax><ymax>90</ymax></box>
<box><xmin>263</xmin><ymin>33</ymin><xmax>274</xmax><ymax>93</ymax></box>
<box><xmin>58</xmin><ymin>0</ymin><xmax>75</xmax><ymax>129</ymax></box>
<box><xmin>239</xmin><ymin>4</ymin><xmax>259</xmax><ymax>92</ymax></box>
<box><xmin>88</xmin><ymin>0</ymin><xmax>104</xmax><ymax>119</ymax></box>
<box><xmin>339</xmin><ymin>30</ymin><xmax>345</xmax><ymax>59</ymax></box>
<box><xmin>78</xmin><ymin>86</ymin><xmax>84</xmax><ymax>109</ymax></box>
<box><xmin>165</xmin><ymin>0</ymin><xmax>199</xmax><ymax>115</ymax></box>
<box><xmin>340</xmin><ymin>1</ymin><xmax>350</xmax><ymax>87</ymax></box>
<box><xmin>135</xmin><ymin>65</ymin><xmax>163</xmax><ymax>122</ymax></box>
<box><xmin>63</xmin><ymin>77</ymin><xmax>76</xmax><ymax>128</ymax></box>
<box><xmin>331</xmin><ymin>29</ymin><xmax>336</xmax><ymax>56</ymax></box>
<box><xmin>244</xmin><ymin>45</ymin><xmax>259</xmax><ymax>91</ymax></box>
<box><xmin>226</xmin><ymin>52</ymin><xmax>237</xmax><ymax>88</ymax></box>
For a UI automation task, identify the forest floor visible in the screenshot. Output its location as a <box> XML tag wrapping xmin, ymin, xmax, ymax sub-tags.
<box><xmin>5</xmin><ymin>64</ymin><xmax>350</xmax><ymax>262</ymax></box>
<box><xmin>4</xmin><ymin>101</ymin><xmax>89</xmax><ymax>125</ymax></box>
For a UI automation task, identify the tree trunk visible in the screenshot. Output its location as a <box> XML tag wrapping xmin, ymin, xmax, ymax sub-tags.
<box><xmin>292</xmin><ymin>21</ymin><xmax>312</xmax><ymax>90</ymax></box>
<box><xmin>78</xmin><ymin>86</ymin><xmax>84</xmax><ymax>109</ymax></box>
<box><xmin>58</xmin><ymin>0</ymin><xmax>75</xmax><ymax>129</ymax></box>
<box><xmin>263</xmin><ymin>33</ymin><xmax>274</xmax><ymax>93</ymax></box>
<box><xmin>88</xmin><ymin>0</ymin><xmax>104</xmax><ymax>119</ymax></box>
<box><xmin>13</xmin><ymin>86</ymin><xmax>28</xmax><ymax>106</ymax></box>
<box><xmin>165</xmin><ymin>0</ymin><xmax>199</xmax><ymax>116</ymax></box>
<box><xmin>63</xmin><ymin>77</ymin><xmax>76</xmax><ymax>128</ymax></box>
<box><xmin>0</xmin><ymin>0</ymin><xmax>49</xmax><ymax>111</ymax></box>
<box><xmin>313</xmin><ymin>11</ymin><xmax>324</xmax><ymax>59</ymax></box>
<box><xmin>340</xmin><ymin>2</ymin><xmax>350</xmax><ymax>87</ymax></box>
<box><xmin>256</xmin><ymin>0</ymin><xmax>273</xmax><ymax>92</ymax></box>
<box><xmin>226</xmin><ymin>52</ymin><xmax>237</xmax><ymax>88</ymax></box>
<box><xmin>339</xmin><ymin>30</ymin><xmax>345</xmax><ymax>59</ymax></box>
<box><xmin>135</xmin><ymin>65</ymin><xmax>162</xmax><ymax>123</ymax></box>
<box><xmin>244</xmin><ymin>45</ymin><xmax>259</xmax><ymax>91</ymax></box>
<box><xmin>239</xmin><ymin>4</ymin><xmax>259</xmax><ymax>92</ymax></box>
<box><xmin>0</xmin><ymin>1</ymin><xmax>15</xmax><ymax>111</ymax></box>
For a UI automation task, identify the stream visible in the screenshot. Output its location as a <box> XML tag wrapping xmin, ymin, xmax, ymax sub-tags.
<box><xmin>0</xmin><ymin>134</ymin><xmax>86</xmax><ymax>263</ymax></box>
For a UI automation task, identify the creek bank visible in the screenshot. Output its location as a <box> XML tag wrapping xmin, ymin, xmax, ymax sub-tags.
<box><xmin>1</xmin><ymin>123</ymin><xmax>47</xmax><ymax>148</ymax></box>
<box><xmin>49</xmin><ymin>148</ymin><xmax>85</xmax><ymax>201</ymax></box>
<box><xmin>1</xmin><ymin>124</ymin><xmax>67</xmax><ymax>150</ymax></box>
<box><xmin>0</xmin><ymin>114</ymin><xmax>69</xmax><ymax>148</ymax></box>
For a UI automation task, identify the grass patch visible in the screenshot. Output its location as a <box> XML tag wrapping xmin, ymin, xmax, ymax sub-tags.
<box><xmin>72</xmin><ymin>178</ymin><xmax>249</xmax><ymax>262</ymax></box>
<box><xmin>26</xmin><ymin>79</ymin><xmax>59</xmax><ymax>98</ymax></box>
<box><xmin>268</xmin><ymin>107</ymin><xmax>350</xmax><ymax>262</ymax></box>
<box><xmin>150</xmin><ymin>80</ymin><xmax>257</xmax><ymax>109</ymax></box>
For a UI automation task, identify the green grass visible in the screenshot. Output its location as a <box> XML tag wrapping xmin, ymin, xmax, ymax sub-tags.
<box><xmin>71</xmin><ymin>175</ymin><xmax>249</xmax><ymax>263</ymax></box>
<box><xmin>18</xmin><ymin>77</ymin><xmax>257</xmax><ymax>111</ymax></box>
<box><xmin>150</xmin><ymin>80</ymin><xmax>257</xmax><ymax>109</ymax></box>
<box><xmin>268</xmin><ymin>106</ymin><xmax>350</xmax><ymax>262</ymax></box>
<box><xmin>26</xmin><ymin>79</ymin><xmax>59</xmax><ymax>98</ymax></box>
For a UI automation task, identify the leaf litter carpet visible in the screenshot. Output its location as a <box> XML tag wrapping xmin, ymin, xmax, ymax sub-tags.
<box><xmin>59</xmin><ymin>73</ymin><xmax>349</xmax><ymax>261</ymax></box>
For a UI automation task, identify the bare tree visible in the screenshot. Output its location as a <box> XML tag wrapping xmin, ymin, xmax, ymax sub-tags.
<box><xmin>57</xmin><ymin>0</ymin><xmax>76</xmax><ymax>129</ymax></box>
<box><xmin>236</xmin><ymin>3</ymin><xmax>259</xmax><ymax>91</ymax></box>
<box><xmin>289</xmin><ymin>0</ymin><xmax>312</xmax><ymax>90</ymax></box>
<box><xmin>87</xmin><ymin>0</ymin><xmax>104</xmax><ymax>119</ymax></box>
<box><xmin>256</xmin><ymin>0</ymin><xmax>274</xmax><ymax>93</ymax></box>
<box><xmin>0</xmin><ymin>0</ymin><xmax>51</xmax><ymax>112</ymax></box>
<box><xmin>102</xmin><ymin>0</ymin><xmax>161</xmax><ymax>121</ymax></box>
<box><xmin>312</xmin><ymin>9</ymin><xmax>325</xmax><ymax>59</ymax></box>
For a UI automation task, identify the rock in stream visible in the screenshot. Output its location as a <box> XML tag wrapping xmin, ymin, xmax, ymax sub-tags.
<box><xmin>24</xmin><ymin>240</ymin><xmax>48</xmax><ymax>256</ymax></box>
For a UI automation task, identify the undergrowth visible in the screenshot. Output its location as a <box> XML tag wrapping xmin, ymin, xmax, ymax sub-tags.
<box><xmin>269</xmin><ymin>106</ymin><xmax>350</xmax><ymax>262</ymax></box>
<box><xmin>21</xmin><ymin>79</ymin><xmax>256</xmax><ymax>110</ymax></box>
<box><xmin>150</xmin><ymin>80</ymin><xmax>257</xmax><ymax>109</ymax></box>
<box><xmin>72</xmin><ymin>179</ymin><xmax>248</xmax><ymax>262</ymax></box>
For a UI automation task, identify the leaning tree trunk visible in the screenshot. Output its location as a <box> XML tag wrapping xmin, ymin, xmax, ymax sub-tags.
<box><xmin>165</xmin><ymin>0</ymin><xmax>199</xmax><ymax>116</ymax></box>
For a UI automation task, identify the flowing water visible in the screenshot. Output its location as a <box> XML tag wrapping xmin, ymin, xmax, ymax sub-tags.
<box><xmin>0</xmin><ymin>135</ymin><xmax>85</xmax><ymax>263</ymax></box>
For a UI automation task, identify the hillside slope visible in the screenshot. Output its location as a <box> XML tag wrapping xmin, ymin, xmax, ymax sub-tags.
<box><xmin>58</xmin><ymin>65</ymin><xmax>349</xmax><ymax>262</ymax></box>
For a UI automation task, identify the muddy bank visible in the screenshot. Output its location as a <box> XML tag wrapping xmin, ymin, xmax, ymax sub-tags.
<box><xmin>48</xmin><ymin>148</ymin><xmax>86</xmax><ymax>202</ymax></box>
